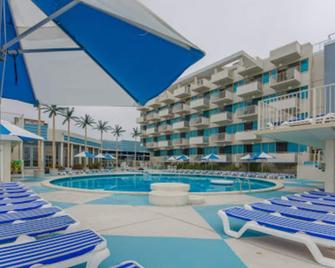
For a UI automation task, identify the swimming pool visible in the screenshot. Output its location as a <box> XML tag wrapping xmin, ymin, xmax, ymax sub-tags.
<box><xmin>50</xmin><ymin>173</ymin><xmax>277</xmax><ymax>193</ymax></box>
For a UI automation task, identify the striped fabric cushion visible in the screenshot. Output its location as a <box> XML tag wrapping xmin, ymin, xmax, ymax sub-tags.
<box><xmin>251</xmin><ymin>203</ymin><xmax>335</xmax><ymax>224</ymax></box>
<box><xmin>0</xmin><ymin>192</ymin><xmax>33</xmax><ymax>200</ymax></box>
<box><xmin>0</xmin><ymin>207</ymin><xmax>61</xmax><ymax>224</ymax></box>
<box><xmin>310</xmin><ymin>190</ymin><xmax>335</xmax><ymax>198</ymax></box>
<box><xmin>0</xmin><ymin>215</ymin><xmax>75</xmax><ymax>243</ymax></box>
<box><xmin>0</xmin><ymin>196</ymin><xmax>40</xmax><ymax>206</ymax></box>
<box><xmin>0</xmin><ymin>229</ymin><xmax>103</xmax><ymax>268</ymax></box>
<box><xmin>0</xmin><ymin>188</ymin><xmax>28</xmax><ymax>194</ymax></box>
<box><xmin>224</xmin><ymin>207</ymin><xmax>335</xmax><ymax>240</ymax></box>
<box><xmin>301</xmin><ymin>193</ymin><xmax>335</xmax><ymax>202</ymax></box>
<box><xmin>288</xmin><ymin>195</ymin><xmax>335</xmax><ymax>207</ymax></box>
<box><xmin>270</xmin><ymin>199</ymin><xmax>335</xmax><ymax>214</ymax></box>
<box><xmin>0</xmin><ymin>201</ymin><xmax>47</xmax><ymax>213</ymax></box>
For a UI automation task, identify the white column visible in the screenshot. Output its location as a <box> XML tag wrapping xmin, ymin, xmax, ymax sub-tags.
<box><xmin>70</xmin><ymin>144</ymin><xmax>74</xmax><ymax>167</ymax></box>
<box><xmin>0</xmin><ymin>141</ymin><xmax>12</xmax><ymax>182</ymax></box>
<box><xmin>60</xmin><ymin>142</ymin><xmax>64</xmax><ymax>167</ymax></box>
<box><xmin>325</xmin><ymin>139</ymin><xmax>335</xmax><ymax>192</ymax></box>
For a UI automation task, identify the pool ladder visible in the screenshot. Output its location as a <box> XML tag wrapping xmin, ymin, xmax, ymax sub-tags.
<box><xmin>237</xmin><ymin>177</ymin><xmax>251</xmax><ymax>192</ymax></box>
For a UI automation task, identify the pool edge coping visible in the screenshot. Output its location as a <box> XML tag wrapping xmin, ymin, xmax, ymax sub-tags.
<box><xmin>41</xmin><ymin>172</ymin><xmax>284</xmax><ymax>196</ymax></box>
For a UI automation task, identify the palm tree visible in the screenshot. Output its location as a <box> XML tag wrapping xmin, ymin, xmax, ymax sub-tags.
<box><xmin>60</xmin><ymin>107</ymin><xmax>77</xmax><ymax>169</ymax></box>
<box><xmin>131</xmin><ymin>127</ymin><xmax>140</xmax><ymax>168</ymax></box>
<box><xmin>94</xmin><ymin>120</ymin><xmax>111</xmax><ymax>154</ymax></box>
<box><xmin>41</xmin><ymin>105</ymin><xmax>65</xmax><ymax>170</ymax></box>
<box><xmin>111</xmin><ymin>124</ymin><xmax>126</xmax><ymax>168</ymax></box>
<box><xmin>76</xmin><ymin>114</ymin><xmax>95</xmax><ymax>168</ymax></box>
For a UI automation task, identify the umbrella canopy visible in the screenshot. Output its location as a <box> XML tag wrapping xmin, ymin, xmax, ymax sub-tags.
<box><xmin>240</xmin><ymin>154</ymin><xmax>254</xmax><ymax>161</ymax></box>
<box><xmin>167</xmin><ymin>156</ymin><xmax>177</xmax><ymax>162</ymax></box>
<box><xmin>104</xmin><ymin>154</ymin><xmax>116</xmax><ymax>160</ymax></box>
<box><xmin>74</xmin><ymin>151</ymin><xmax>95</xmax><ymax>158</ymax></box>
<box><xmin>1</xmin><ymin>0</ymin><xmax>204</xmax><ymax>106</ymax></box>
<box><xmin>255</xmin><ymin>152</ymin><xmax>275</xmax><ymax>160</ymax></box>
<box><xmin>95</xmin><ymin>153</ymin><xmax>106</xmax><ymax>159</ymax></box>
<box><xmin>0</xmin><ymin>120</ymin><xmax>43</xmax><ymax>141</ymax></box>
<box><xmin>176</xmin><ymin>155</ymin><xmax>189</xmax><ymax>161</ymax></box>
<box><xmin>201</xmin><ymin>153</ymin><xmax>221</xmax><ymax>162</ymax></box>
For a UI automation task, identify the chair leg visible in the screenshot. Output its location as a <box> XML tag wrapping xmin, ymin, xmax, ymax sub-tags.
<box><xmin>86</xmin><ymin>248</ymin><xmax>110</xmax><ymax>268</ymax></box>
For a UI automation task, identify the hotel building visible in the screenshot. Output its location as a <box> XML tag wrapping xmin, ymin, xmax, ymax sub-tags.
<box><xmin>137</xmin><ymin>40</ymin><xmax>325</xmax><ymax>170</ymax></box>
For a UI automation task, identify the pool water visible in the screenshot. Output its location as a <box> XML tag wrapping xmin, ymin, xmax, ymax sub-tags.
<box><xmin>51</xmin><ymin>174</ymin><xmax>276</xmax><ymax>193</ymax></box>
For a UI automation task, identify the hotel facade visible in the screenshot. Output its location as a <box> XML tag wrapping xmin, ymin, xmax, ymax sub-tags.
<box><xmin>137</xmin><ymin>41</ymin><xmax>325</xmax><ymax>170</ymax></box>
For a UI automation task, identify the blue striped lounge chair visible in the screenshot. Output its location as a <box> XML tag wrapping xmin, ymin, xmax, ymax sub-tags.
<box><xmin>0</xmin><ymin>195</ymin><xmax>41</xmax><ymax>206</ymax></box>
<box><xmin>218</xmin><ymin>206</ymin><xmax>335</xmax><ymax>267</ymax></box>
<box><xmin>0</xmin><ymin>207</ymin><xmax>62</xmax><ymax>225</ymax></box>
<box><xmin>113</xmin><ymin>260</ymin><xmax>144</xmax><ymax>268</ymax></box>
<box><xmin>285</xmin><ymin>195</ymin><xmax>335</xmax><ymax>207</ymax></box>
<box><xmin>269</xmin><ymin>198</ymin><xmax>335</xmax><ymax>214</ymax></box>
<box><xmin>300</xmin><ymin>193</ymin><xmax>335</xmax><ymax>202</ymax></box>
<box><xmin>0</xmin><ymin>229</ymin><xmax>110</xmax><ymax>268</ymax></box>
<box><xmin>310</xmin><ymin>190</ymin><xmax>335</xmax><ymax>197</ymax></box>
<box><xmin>0</xmin><ymin>191</ymin><xmax>34</xmax><ymax>200</ymax></box>
<box><xmin>0</xmin><ymin>215</ymin><xmax>78</xmax><ymax>244</ymax></box>
<box><xmin>0</xmin><ymin>200</ymin><xmax>48</xmax><ymax>213</ymax></box>
<box><xmin>247</xmin><ymin>202</ymin><xmax>335</xmax><ymax>224</ymax></box>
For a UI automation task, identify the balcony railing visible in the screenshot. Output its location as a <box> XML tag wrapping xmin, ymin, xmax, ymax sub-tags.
<box><xmin>236</xmin><ymin>81</ymin><xmax>262</xmax><ymax>98</ymax></box>
<box><xmin>189</xmin><ymin>136</ymin><xmax>208</xmax><ymax>145</ymax></box>
<box><xmin>172</xmin><ymin>138</ymin><xmax>189</xmax><ymax>147</ymax></box>
<box><xmin>210</xmin><ymin>111</ymin><xmax>232</xmax><ymax>124</ymax></box>
<box><xmin>146</xmin><ymin>142</ymin><xmax>157</xmax><ymax>149</ymax></box>
<box><xmin>210</xmin><ymin>90</ymin><xmax>234</xmax><ymax>104</ymax></box>
<box><xmin>191</xmin><ymin>79</ymin><xmax>212</xmax><ymax>93</ymax></box>
<box><xmin>236</xmin><ymin>105</ymin><xmax>258</xmax><ymax>119</ymax></box>
<box><xmin>271</xmin><ymin>68</ymin><xmax>301</xmax><ymax>91</ymax></box>
<box><xmin>146</xmin><ymin>112</ymin><xmax>159</xmax><ymax>121</ymax></box>
<box><xmin>172</xmin><ymin>121</ymin><xmax>189</xmax><ymax>130</ymax></box>
<box><xmin>158</xmin><ymin>124</ymin><xmax>172</xmax><ymax>133</ymax></box>
<box><xmin>209</xmin><ymin>133</ymin><xmax>232</xmax><ymax>144</ymax></box>
<box><xmin>172</xmin><ymin>103</ymin><xmax>190</xmax><ymax>114</ymax></box>
<box><xmin>158</xmin><ymin>107</ymin><xmax>172</xmax><ymax>118</ymax></box>
<box><xmin>190</xmin><ymin>117</ymin><xmax>210</xmax><ymax>127</ymax></box>
<box><xmin>190</xmin><ymin>97</ymin><xmax>210</xmax><ymax>110</ymax></box>
<box><xmin>174</xmin><ymin>85</ymin><xmax>191</xmax><ymax>98</ymax></box>
<box><xmin>211</xmin><ymin>69</ymin><xmax>233</xmax><ymax>85</ymax></box>
<box><xmin>258</xmin><ymin>84</ymin><xmax>335</xmax><ymax>130</ymax></box>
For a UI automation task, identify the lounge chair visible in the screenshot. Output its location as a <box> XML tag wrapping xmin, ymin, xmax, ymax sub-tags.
<box><xmin>301</xmin><ymin>193</ymin><xmax>335</xmax><ymax>202</ymax></box>
<box><xmin>0</xmin><ymin>229</ymin><xmax>109</xmax><ymax>268</ymax></box>
<box><xmin>0</xmin><ymin>207</ymin><xmax>62</xmax><ymax>225</ymax></box>
<box><xmin>0</xmin><ymin>195</ymin><xmax>41</xmax><ymax>206</ymax></box>
<box><xmin>248</xmin><ymin>202</ymin><xmax>335</xmax><ymax>224</ymax></box>
<box><xmin>218</xmin><ymin>206</ymin><xmax>335</xmax><ymax>267</ymax></box>
<box><xmin>286</xmin><ymin>195</ymin><xmax>335</xmax><ymax>207</ymax></box>
<box><xmin>310</xmin><ymin>190</ymin><xmax>335</xmax><ymax>198</ymax></box>
<box><xmin>0</xmin><ymin>191</ymin><xmax>34</xmax><ymax>199</ymax></box>
<box><xmin>0</xmin><ymin>187</ymin><xmax>29</xmax><ymax>193</ymax></box>
<box><xmin>0</xmin><ymin>215</ymin><xmax>77</xmax><ymax>244</ymax></box>
<box><xmin>270</xmin><ymin>198</ymin><xmax>335</xmax><ymax>214</ymax></box>
<box><xmin>0</xmin><ymin>200</ymin><xmax>49</xmax><ymax>213</ymax></box>
<box><xmin>113</xmin><ymin>260</ymin><xmax>144</xmax><ymax>268</ymax></box>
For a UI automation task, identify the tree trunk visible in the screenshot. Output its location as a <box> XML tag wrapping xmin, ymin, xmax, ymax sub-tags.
<box><xmin>52</xmin><ymin>115</ymin><xmax>56</xmax><ymax>169</ymax></box>
<box><xmin>100</xmin><ymin>131</ymin><xmax>103</xmax><ymax>167</ymax></box>
<box><xmin>84</xmin><ymin>127</ymin><xmax>87</xmax><ymax>168</ymax></box>
<box><xmin>37</xmin><ymin>105</ymin><xmax>43</xmax><ymax>170</ymax></box>
<box><xmin>116</xmin><ymin>136</ymin><xmax>119</xmax><ymax>168</ymax></box>
<box><xmin>67</xmin><ymin>121</ymin><xmax>71</xmax><ymax>168</ymax></box>
<box><xmin>134</xmin><ymin>137</ymin><xmax>137</xmax><ymax>168</ymax></box>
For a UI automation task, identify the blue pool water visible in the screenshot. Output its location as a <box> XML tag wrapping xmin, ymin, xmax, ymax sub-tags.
<box><xmin>51</xmin><ymin>174</ymin><xmax>276</xmax><ymax>193</ymax></box>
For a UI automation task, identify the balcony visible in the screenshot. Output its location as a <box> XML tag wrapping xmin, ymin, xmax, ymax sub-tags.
<box><xmin>146</xmin><ymin>112</ymin><xmax>159</xmax><ymax>122</ymax></box>
<box><xmin>190</xmin><ymin>117</ymin><xmax>210</xmax><ymax>128</ymax></box>
<box><xmin>158</xmin><ymin>124</ymin><xmax>172</xmax><ymax>133</ymax></box>
<box><xmin>237</xmin><ymin>62</ymin><xmax>263</xmax><ymax>77</ymax></box>
<box><xmin>236</xmin><ymin>81</ymin><xmax>262</xmax><ymax>98</ymax></box>
<box><xmin>172</xmin><ymin>120</ymin><xmax>189</xmax><ymax>131</ymax></box>
<box><xmin>235</xmin><ymin>131</ymin><xmax>259</xmax><ymax>142</ymax></box>
<box><xmin>146</xmin><ymin>142</ymin><xmax>157</xmax><ymax>149</ymax></box>
<box><xmin>136</xmin><ymin>116</ymin><xmax>146</xmax><ymax>124</ymax></box>
<box><xmin>146</xmin><ymin>127</ymin><xmax>158</xmax><ymax>136</ymax></box>
<box><xmin>158</xmin><ymin>107</ymin><xmax>172</xmax><ymax>118</ymax></box>
<box><xmin>209</xmin><ymin>133</ymin><xmax>233</xmax><ymax>144</ymax></box>
<box><xmin>190</xmin><ymin>97</ymin><xmax>210</xmax><ymax>110</ymax></box>
<box><xmin>210</xmin><ymin>111</ymin><xmax>232</xmax><ymax>125</ymax></box>
<box><xmin>271</xmin><ymin>68</ymin><xmax>301</xmax><ymax>91</ymax></box>
<box><xmin>137</xmin><ymin>106</ymin><xmax>149</xmax><ymax>112</ymax></box>
<box><xmin>211</xmin><ymin>90</ymin><xmax>234</xmax><ymax>105</ymax></box>
<box><xmin>159</xmin><ymin>92</ymin><xmax>175</xmax><ymax>104</ymax></box>
<box><xmin>270</xmin><ymin>41</ymin><xmax>302</xmax><ymax>66</ymax></box>
<box><xmin>172</xmin><ymin>103</ymin><xmax>190</xmax><ymax>115</ymax></box>
<box><xmin>172</xmin><ymin>138</ymin><xmax>189</xmax><ymax>147</ymax></box>
<box><xmin>158</xmin><ymin>140</ymin><xmax>172</xmax><ymax>148</ymax></box>
<box><xmin>236</xmin><ymin>105</ymin><xmax>258</xmax><ymax>119</ymax></box>
<box><xmin>174</xmin><ymin>85</ymin><xmax>191</xmax><ymax>99</ymax></box>
<box><xmin>147</xmin><ymin>98</ymin><xmax>160</xmax><ymax>108</ymax></box>
<box><xmin>211</xmin><ymin>69</ymin><xmax>233</xmax><ymax>85</ymax></box>
<box><xmin>189</xmin><ymin>136</ymin><xmax>208</xmax><ymax>146</ymax></box>
<box><xmin>191</xmin><ymin>79</ymin><xmax>213</xmax><ymax>93</ymax></box>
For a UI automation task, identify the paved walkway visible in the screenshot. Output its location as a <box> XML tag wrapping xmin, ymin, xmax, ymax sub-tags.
<box><xmin>21</xmin><ymin>176</ymin><xmax>330</xmax><ymax>268</ymax></box>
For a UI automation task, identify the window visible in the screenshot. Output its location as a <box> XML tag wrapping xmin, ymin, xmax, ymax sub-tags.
<box><xmin>276</xmin><ymin>142</ymin><xmax>288</xmax><ymax>153</ymax></box>
<box><xmin>300</xmin><ymin>59</ymin><xmax>309</xmax><ymax>73</ymax></box>
<box><xmin>244</xmin><ymin>122</ymin><xmax>253</xmax><ymax>131</ymax></box>
<box><xmin>244</xmin><ymin>144</ymin><xmax>253</xmax><ymax>153</ymax></box>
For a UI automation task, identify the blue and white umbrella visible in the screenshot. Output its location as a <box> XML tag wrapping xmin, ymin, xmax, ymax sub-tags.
<box><xmin>74</xmin><ymin>151</ymin><xmax>95</xmax><ymax>158</ymax></box>
<box><xmin>94</xmin><ymin>153</ymin><xmax>106</xmax><ymax>159</ymax></box>
<box><xmin>167</xmin><ymin>156</ymin><xmax>177</xmax><ymax>162</ymax></box>
<box><xmin>254</xmin><ymin>152</ymin><xmax>275</xmax><ymax>160</ymax></box>
<box><xmin>176</xmin><ymin>155</ymin><xmax>189</xmax><ymax>161</ymax></box>
<box><xmin>0</xmin><ymin>120</ymin><xmax>44</xmax><ymax>141</ymax></box>
<box><xmin>104</xmin><ymin>154</ymin><xmax>116</xmax><ymax>160</ymax></box>
<box><xmin>201</xmin><ymin>153</ymin><xmax>221</xmax><ymax>162</ymax></box>
<box><xmin>0</xmin><ymin>0</ymin><xmax>204</xmax><ymax>107</ymax></box>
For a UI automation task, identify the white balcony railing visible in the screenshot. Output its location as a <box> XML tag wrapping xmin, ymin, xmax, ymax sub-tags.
<box><xmin>210</xmin><ymin>111</ymin><xmax>232</xmax><ymax>124</ymax></box>
<box><xmin>190</xmin><ymin>117</ymin><xmax>210</xmax><ymax>127</ymax></box>
<box><xmin>158</xmin><ymin>124</ymin><xmax>172</xmax><ymax>133</ymax></box>
<box><xmin>209</xmin><ymin>133</ymin><xmax>233</xmax><ymax>144</ymax></box>
<box><xmin>236</xmin><ymin>81</ymin><xmax>262</xmax><ymax>98</ymax></box>
<box><xmin>172</xmin><ymin>121</ymin><xmax>189</xmax><ymax>130</ymax></box>
<box><xmin>210</xmin><ymin>90</ymin><xmax>234</xmax><ymax>104</ymax></box>
<box><xmin>172</xmin><ymin>103</ymin><xmax>190</xmax><ymax>114</ymax></box>
<box><xmin>271</xmin><ymin>68</ymin><xmax>301</xmax><ymax>91</ymax></box>
<box><xmin>174</xmin><ymin>85</ymin><xmax>191</xmax><ymax>98</ymax></box>
<box><xmin>236</xmin><ymin>105</ymin><xmax>258</xmax><ymax>119</ymax></box>
<box><xmin>189</xmin><ymin>136</ymin><xmax>208</xmax><ymax>145</ymax></box>
<box><xmin>172</xmin><ymin>138</ymin><xmax>189</xmax><ymax>147</ymax></box>
<box><xmin>258</xmin><ymin>84</ymin><xmax>335</xmax><ymax>130</ymax></box>
<box><xmin>190</xmin><ymin>97</ymin><xmax>210</xmax><ymax>109</ymax></box>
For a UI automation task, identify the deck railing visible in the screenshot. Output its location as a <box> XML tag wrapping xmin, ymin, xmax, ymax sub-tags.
<box><xmin>258</xmin><ymin>83</ymin><xmax>335</xmax><ymax>130</ymax></box>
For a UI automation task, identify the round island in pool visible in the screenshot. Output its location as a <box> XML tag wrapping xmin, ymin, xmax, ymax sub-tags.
<box><xmin>48</xmin><ymin>173</ymin><xmax>279</xmax><ymax>194</ymax></box>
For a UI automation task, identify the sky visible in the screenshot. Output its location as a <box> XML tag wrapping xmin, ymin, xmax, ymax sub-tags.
<box><xmin>2</xmin><ymin>0</ymin><xmax>335</xmax><ymax>140</ymax></box>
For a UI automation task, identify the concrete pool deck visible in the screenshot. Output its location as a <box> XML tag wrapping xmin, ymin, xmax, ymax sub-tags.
<box><xmin>21</xmin><ymin>175</ymin><xmax>329</xmax><ymax>268</ymax></box>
